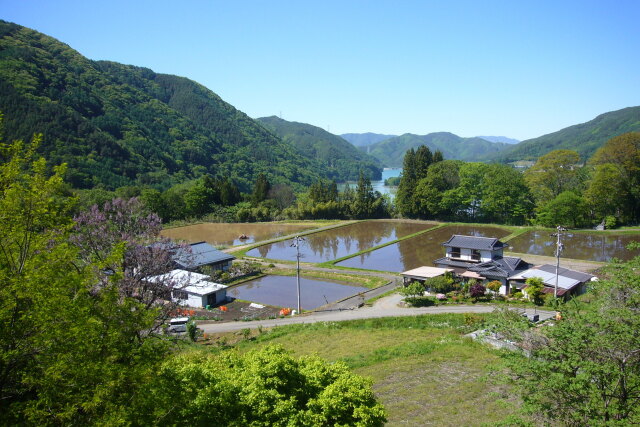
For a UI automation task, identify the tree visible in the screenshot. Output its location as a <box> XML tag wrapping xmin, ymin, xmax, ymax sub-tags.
<box><xmin>589</xmin><ymin>132</ymin><xmax>640</xmax><ymax>223</ymax></box>
<box><xmin>523</xmin><ymin>277</ymin><xmax>545</xmax><ymax>305</ymax></box>
<box><xmin>469</xmin><ymin>283</ymin><xmax>486</xmax><ymax>299</ymax></box>
<box><xmin>481</xmin><ymin>164</ymin><xmax>533</xmax><ymax>225</ymax></box>
<box><xmin>584</xmin><ymin>163</ymin><xmax>628</xmax><ymax>222</ymax></box>
<box><xmin>441</xmin><ymin>162</ymin><xmax>488</xmax><ymax>221</ymax></box>
<box><xmin>535</xmin><ymin>191</ymin><xmax>590</xmax><ymax>228</ymax></box>
<box><xmin>524</xmin><ymin>149</ymin><xmax>582</xmax><ymax>203</ymax></box>
<box><xmin>509</xmin><ymin>251</ymin><xmax>640</xmax><ymax>424</ymax></box>
<box><xmin>395</xmin><ymin>148</ymin><xmax>417</xmax><ymax>217</ymax></box>
<box><xmin>414</xmin><ymin>160</ymin><xmax>461</xmax><ymax>219</ymax></box>
<box><xmin>251</xmin><ymin>172</ymin><xmax>271</xmax><ymax>205</ymax></box>
<box><xmin>400</xmin><ymin>281</ymin><xmax>426</xmax><ymax>298</ymax></box>
<box><xmin>130</xmin><ymin>345</ymin><xmax>387</xmax><ymax>426</ymax></box>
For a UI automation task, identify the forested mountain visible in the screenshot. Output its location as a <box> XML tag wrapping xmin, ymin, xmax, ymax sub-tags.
<box><xmin>476</xmin><ymin>136</ymin><xmax>520</xmax><ymax>144</ymax></box>
<box><xmin>484</xmin><ymin>106</ymin><xmax>640</xmax><ymax>163</ymax></box>
<box><xmin>340</xmin><ymin>132</ymin><xmax>397</xmax><ymax>147</ymax></box>
<box><xmin>0</xmin><ymin>20</ymin><xmax>327</xmax><ymax>191</ymax></box>
<box><xmin>257</xmin><ymin>116</ymin><xmax>382</xmax><ymax>181</ymax></box>
<box><xmin>363</xmin><ymin>132</ymin><xmax>510</xmax><ymax>167</ymax></box>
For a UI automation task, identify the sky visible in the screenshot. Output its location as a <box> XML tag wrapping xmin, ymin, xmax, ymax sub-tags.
<box><xmin>1</xmin><ymin>0</ymin><xmax>639</xmax><ymax>141</ymax></box>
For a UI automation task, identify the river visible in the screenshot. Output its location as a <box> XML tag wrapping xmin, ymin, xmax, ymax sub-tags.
<box><xmin>338</xmin><ymin>168</ymin><xmax>402</xmax><ymax>199</ymax></box>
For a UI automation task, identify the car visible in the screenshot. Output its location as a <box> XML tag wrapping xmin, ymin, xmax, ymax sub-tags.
<box><xmin>167</xmin><ymin>317</ymin><xmax>190</xmax><ymax>333</ymax></box>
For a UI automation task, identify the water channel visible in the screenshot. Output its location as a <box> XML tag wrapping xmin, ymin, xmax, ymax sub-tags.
<box><xmin>161</xmin><ymin>222</ymin><xmax>317</xmax><ymax>247</ymax></box>
<box><xmin>335</xmin><ymin>225</ymin><xmax>510</xmax><ymax>272</ymax></box>
<box><xmin>245</xmin><ymin>220</ymin><xmax>434</xmax><ymax>263</ymax></box>
<box><xmin>507</xmin><ymin>230</ymin><xmax>640</xmax><ymax>262</ymax></box>
<box><xmin>228</xmin><ymin>275</ymin><xmax>368</xmax><ymax>310</ymax></box>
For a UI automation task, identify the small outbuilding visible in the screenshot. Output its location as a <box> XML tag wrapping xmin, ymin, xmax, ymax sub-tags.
<box><xmin>146</xmin><ymin>269</ymin><xmax>228</xmax><ymax>308</ymax></box>
<box><xmin>509</xmin><ymin>264</ymin><xmax>596</xmax><ymax>298</ymax></box>
<box><xmin>401</xmin><ymin>266</ymin><xmax>454</xmax><ymax>285</ymax></box>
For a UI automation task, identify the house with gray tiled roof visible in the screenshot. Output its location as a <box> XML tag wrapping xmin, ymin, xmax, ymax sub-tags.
<box><xmin>509</xmin><ymin>264</ymin><xmax>596</xmax><ymax>298</ymax></box>
<box><xmin>434</xmin><ymin>235</ymin><xmax>530</xmax><ymax>294</ymax></box>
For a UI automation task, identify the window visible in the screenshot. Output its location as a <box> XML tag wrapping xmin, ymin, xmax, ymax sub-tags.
<box><xmin>471</xmin><ymin>249</ymin><xmax>481</xmax><ymax>261</ymax></box>
<box><xmin>450</xmin><ymin>247</ymin><xmax>461</xmax><ymax>258</ymax></box>
<box><xmin>172</xmin><ymin>289</ymin><xmax>188</xmax><ymax>300</ymax></box>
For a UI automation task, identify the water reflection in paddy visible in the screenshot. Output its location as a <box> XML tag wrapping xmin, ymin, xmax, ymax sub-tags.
<box><xmin>335</xmin><ymin>225</ymin><xmax>510</xmax><ymax>272</ymax></box>
<box><xmin>245</xmin><ymin>221</ymin><xmax>434</xmax><ymax>263</ymax></box>
<box><xmin>228</xmin><ymin>275</ymin><xmax>368</xmax><ymax>310</ymax></box>
<box><xmin>507</xmin><ymin>230</ymin><xmax>640</xmax><ymax>262</ymax></box>
<box><xmin>161</xmin><ymin>223</ymin><xmax>316</xmax><ymax>247</ymax></box>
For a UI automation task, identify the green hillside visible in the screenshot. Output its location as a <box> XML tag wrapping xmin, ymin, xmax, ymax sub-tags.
<box><xmin>485</xmin><ymin>106</ymin><xmax>640</xmax><ymax>163</ymax></box>
<box><xmin>340</xmin><ymin>132</ymin><xmax>397</xmax><ymax>147</ymax></box>
<box><xmin>365</xmin><ymin>132</ymin><xmax>510</xmax><ymax>167</ymax></box>
<box><xmin>257</xmin><ymin>116</ymin><xmax>382</xmax><ymax>180</ymax></box>
<box><xmin>0</xmin><ymin>20</ymin><xmax>325</xmax><ymax>191</ymax></box>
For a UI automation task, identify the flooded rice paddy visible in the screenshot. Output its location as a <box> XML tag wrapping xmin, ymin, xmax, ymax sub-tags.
<box><xmin>161</xmin><ymin>222</ymin><xmax>316</xmax><ymax>247</ymax></box>
<box><xmin>335</xmin><ymin>225</ymin><xmax>510</xmax><ymax>272</ymax></box>
<box><xmin>245</xmin><ymin>221</ymin><xmax>434</xmax><ymax>263</ymax></box>
<box><xmin>507</xmin><ymin>230</ymin><xmax>640</xmax><ymax>262</ymax></box>
<box><xmin>228</xmin><ymin>275</ymin><xmax>368</xmax><ymax>310</ymax></box>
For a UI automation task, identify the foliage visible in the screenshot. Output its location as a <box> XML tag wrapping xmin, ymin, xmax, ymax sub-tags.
<box><xmin>257</xmin><ymin>116</ymin><xmax>382</xmax><ymax>181</ymax></box>
<box><xmin>487</xmin><ymin>280</ymin><xmax>502</xmax><ymax>293</ymax></box>
<box><xmin>404</xmin><ymin>296</ymin><xmax>437</xmax><ymax>307</ymax></box>
<box><xmin>469</xmin><ymin>283</ymin><xmax>486</xmax><ymax>299</ymax></box>
<box><xmin>364</xmin><ymin>132</ymin><xmax>510</xmax><ymax>167</ymax></box>
<box><xmin>424</xmin><ymin>275</ymin><xmax>456</xmax><ymax>293</ymax></box>
<box><xmin>488</xmin><ymin>106</ymin><xmax>640</xmax><ymax>163</ymax></box>
<box><xmin>523</xmin><ymin>277</ymin><xmax>545</xmax><ymax>305</ymax></box>
<box><xmin>508</xmin><ymin>253</ymin><xmax>640</xmax><ymax>425</ymax></box>
<box><xmin>524</xmin><ymin>149</ymin><xmax>582</xmax><ymax>203</ymax></box>
<box><xmin>186</xmin><ymin>320</ymin><xmax>199</xmax><ymax>342</ymax></box>
<box><xmin>400</xmin><ymin>281</ymin><xmax>425</xmax><ymax>298</ymax></box>
<box><xmin>535</xmin><ymin>191</ymin><xmax>590</xmax><ymax>228</ymax></box>
<box><xmin>130</xmin><ymin>345</ymin><xmax>387</xmax><ymax>426</ymax></box>
<box><xmin>0</xmin><ymin>135</ymin><xmax>169</xmax><ymax>424</ymax></box>
<box><xmin>0</xmin><ymin>21</ymin><xmax>329</xmax><ymax>191</ymax></box>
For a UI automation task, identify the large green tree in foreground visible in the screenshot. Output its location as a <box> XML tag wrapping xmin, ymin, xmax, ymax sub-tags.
<box><xmin>507</xmin><ymin>248</ymin><xmax>640</xmax><ymax>425</ymax></box>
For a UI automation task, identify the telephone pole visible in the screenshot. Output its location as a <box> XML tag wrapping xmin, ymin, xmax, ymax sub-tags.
<box><xmin>552</xmin><ymin>226</ymin><xmax>566</xmax><ymax>298</ymax></box>
<box><xmin>290</xmin><ymin>235</ymin><xmax>305</xmax><ymax>314</ymax></box>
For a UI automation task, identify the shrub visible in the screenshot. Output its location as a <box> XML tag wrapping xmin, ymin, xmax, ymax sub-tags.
<box><xmin>604</xmin><ymin>215</ymin><xmax>617</xmax><ymax>229</ymax></box>
<box><xmin>401</xmin><ymin>281</ymin><xmax>425</xmax><ymax>298</ymax></box>
<box><xmin>487</xmin><ymin>280</ymin><xmax>502</xmax><ymax>294</ymax></box>
<box><xmin>425</xmin><ymin>275</ymin><xmax>456</xmax><ymax>293</ymax></box>
<box><xmin>404</xmin><ymin>296</ymin><xmax>437</xmax><ymax>307</ymax></box>
<box><xmin>525</xmin><ymin>277</ymin><xmax>545</xmax><ymax>305</ymax></box>
<box><xmin>469</xmin><ymin>283</ymin><xmax>486</xmax><ymax>299</ymax></box>
<box><xmin>186</xmin><ymin>320</ymin><xmax>199</xmax><ymax>342</ymax></box>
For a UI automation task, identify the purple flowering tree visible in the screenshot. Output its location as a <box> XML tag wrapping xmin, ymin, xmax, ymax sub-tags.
<box><xmin>73</xmin><ymin>198</ymin><xmax>191</xmax><ymax>329</ymax></box>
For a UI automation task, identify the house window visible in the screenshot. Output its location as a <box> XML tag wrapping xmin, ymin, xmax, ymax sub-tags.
<box><xmin>450</xmin><ymin>247</ymin><xmax>461</xmax><ymax>258</ymax></box>
<box><xmin>172</xmin><ymin>289</ymin><xmax>188</xmax><ymax>300</ymax></box>
<box><xmin>471</xmin><ymin>249</ymin><xmax>481</xmax><ymax>261</ymax></box>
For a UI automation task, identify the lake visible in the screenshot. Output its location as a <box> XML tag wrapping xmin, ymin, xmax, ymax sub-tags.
<box><xmin>228</xmin><ymin>275</ymin><xmax>368</xmax><ymax>310</ymax></box>
<box><xmin>335</xmin><ymin>225</ymin><xmax>510</xmax><ymax>272</ymax></box>
<box><xmin>338</xmin><ymin>168</ymin><xmax>402</xmax><ymax>199</ymax></box>
<box><xmin>246</xmin><ymin>220</ymin><xmax>434</xmax><ymax>262</ymax></box>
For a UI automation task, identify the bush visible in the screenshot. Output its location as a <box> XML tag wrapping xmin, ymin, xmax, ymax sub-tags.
<box><xmin>469</xmin><ymin>283</ymin><xmax>486</xmax><ymax>299</ymax></box>
<box><xmin>605</xmin><ymin>215</ymin><xmax>618</xmax><ymax>229</ymax></box>
<box><xmin>487</xmin><ymin>280</ymin><xmax>502</xmax><ymax>294</ymax></box>
<box><xmin>401</xmin><ymin>281</ymin><xmax>425</xmax><ymax>298</ymax></box>
<box><xmin>186</xmin><ymin>320</ymin><xmax>199</xmax><ymax>342</ymax></box>
<box><xmin>425</xmin><ymin>275</ymin><xmax>456</xmax><ymax>293</ymax></box>
<box><xmin>404</xmin><ymin>296</ymin><xmax>437</xmax><ymax>307</ymax></box>
<box><xmin>511</xmin><ymin>291</ymin><xmax>524</xmax><ymax>300</ymax></box>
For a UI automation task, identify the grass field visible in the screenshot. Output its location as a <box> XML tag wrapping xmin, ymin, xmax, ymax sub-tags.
<box><xmin>213</xmin><ymin>314</ymin><xmax>530</xmax><ymax>426</ymax></box>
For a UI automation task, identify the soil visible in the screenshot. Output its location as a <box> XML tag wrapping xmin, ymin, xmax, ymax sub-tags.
<box><xmin>193</xmin><ymin>299</ymin><xmax>282</xmax><ymax>324</ymax></box>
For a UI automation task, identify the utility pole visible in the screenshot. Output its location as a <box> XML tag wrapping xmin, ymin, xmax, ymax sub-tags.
<box><xmin>290</xmin><ymin>235</ymin><xmax>305</xmax><ymax>314</ymax></box>
<box><xmin>552</xmin><ymin>226</ymin><xmax>566</xmax><ymax>298</ymax></box>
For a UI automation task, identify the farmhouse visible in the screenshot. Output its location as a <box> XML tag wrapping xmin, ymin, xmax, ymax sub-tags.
<box><xmin>434</xmin><ymin>235</ymin><xmax>530</xmax><ymax>295</ymax></box>
<box><xmin>146</xmin><ymin>269</ymin><xmax>228</xmax><ymax>308</ymax></box>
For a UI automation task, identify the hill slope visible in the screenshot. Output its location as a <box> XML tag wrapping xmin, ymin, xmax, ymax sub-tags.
<box><xmin>0</xmin><ymin>20</ymin><xmax>324</xmax><ymax>190</ymax></box>
<box><xmin>365</xmin><ymin>132</ymin><xmax>510</xmax><ymax>167</ymax></box>
<box><xmin>257</xmin><ymin>116</ymin><xmax>382</xmax><ymax>180</ymax></box>
<box><xmin>485</xmin><ymin>106</ymin><xmax>640</xmax><ymax>162</ymax></box>
<box><xmin>477</xmin><ymin>136</ymin><xmax>520</xmax><ymax>144</ymax></box>
<box><xmin>340</xmin><ymin>132</ymin><xmax>397</xmax><ymax>147</ymax></box>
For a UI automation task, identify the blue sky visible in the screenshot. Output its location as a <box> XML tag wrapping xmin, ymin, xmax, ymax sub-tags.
<box><xmin>1</xmin><ymin>0</ymin><xmax>639</xmax><ymax>140</ymax></box>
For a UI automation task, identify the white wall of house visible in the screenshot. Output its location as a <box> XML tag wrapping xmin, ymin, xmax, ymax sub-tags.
<box><xmin>446</xmin><ymin>247</ymin><xmax>498</xmax><ymax>262</ymax></box>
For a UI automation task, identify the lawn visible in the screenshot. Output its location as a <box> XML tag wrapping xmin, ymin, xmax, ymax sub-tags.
<box><xmin>219</xmin><ymin>314</ymin><xmax>530</xmax><ymax>426</ymax></box>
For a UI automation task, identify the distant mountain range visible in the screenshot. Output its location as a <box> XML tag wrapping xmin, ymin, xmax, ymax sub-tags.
<box><xmin>476</xmin><ymin>136</ymin><xmax>520</xmax><ymax>144</ymax></box>
<box><xmin>340</xmin><ymin>133</ymin><xmax>397</xmax><ymax>147</ymax></box>
<box><xmin>482</xmin><ymin>106</ymin><xmax>640</xmax><ymax>163</ymax></box>
<box><xmin>256</xmin><ymin>116</ymin><xmax>382</xmax><ymax>181</ymax></box>
<box><xmin>360</xmin><ymin>132</ymin><xmax>511</xmax><ymax>167</ymax></box>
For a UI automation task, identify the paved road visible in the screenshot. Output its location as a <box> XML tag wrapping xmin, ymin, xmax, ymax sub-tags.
<box><xmin>199</xmin><ymin>294</ymin><xmax>555</xmax><ymax>333</ymax></box>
